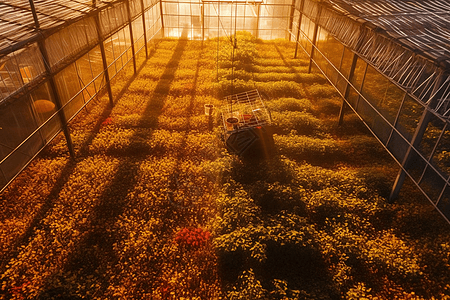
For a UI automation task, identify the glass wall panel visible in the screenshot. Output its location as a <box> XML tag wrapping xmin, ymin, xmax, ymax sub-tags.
<box><xmin>356</xmin><ymin>97</ymin><xmax>376</xmax><ymax>127</ymax></box>
<box><xmin>361</xmin><ymin>65</ymin><xmax>404</xmax><ymax>124</ymax></box>
<box><xmin>372</xmin><ymin>114</ymin><xmax>391</xmax><ymax>144</ymax></box>
<box><xmin>291</xmin><ymin>10</ymin><xmax>300</xmax><ymax>37</ymax></box>
<box><xmin>123</xmin><ymin>26</ymin><xmax>133</xmax><ymax>65</ymax></box>
<box><xmin>0</xmin><ymin>96</ymin><xmax>41</xmax><ymax>162</ymax></box>
<box><xmin>104</xmin><ymin>27</ymin><xmax>133</xmax><ymax>80</ymax></box>
<box><xmin>0</xmin><ymin>44</ymin><xmax>45</xmax><ymax>102</ymax></box>
<box><xmin>420</xmin><ymin>166</ymin><xmax>446</xmax><ymax>204</ymax></box>
<box><xmin>76</xmin><ymin>52</ymin><xmax>96</xmax><ymax>100</ymax></box>
<box><xmin>145</xmin><ymin>3</ymin><xmax>162</xmax><ymax>41</ymax></box>
<box><xmin>419</xmin><ymin>114</ymin><xmax>446</xmax><ymax>160</ymax></box>
<box><xmin>100</xmin><ymin>2</ymin><xmax>128</xmax><ymax>37</ymax></box>
<box><xmin>260</xmin><ymin>3</ymin><xmax>290</xmax><ymax>39</ymax></box>
<box><xmin>30</xmin><ymin>82</ymin><xmax>61</xmax><ymax>142</ymax></box>
<box><xmin>406</xmin><ymin>149</ymin><xmax>428</xmax><ymax>182</ymax></box>
<box><xmin>361</xmin><ymin>65</ymin><xmax>385</xmax><ymax>105</ymax></box>
<box><xmin>437</xmin><ymin>186</ymin><xmax>450</xmax><ymax>218</ymax></box>
<box><xmin>396</xmin><ymin>95</ymin><xmax>425</xmax><ymax>142</ymax></box>
<box><xmin>88</xmin><ymin>46</ymin><xmax>106</xmax><ymax>94</ymax></box>
<box><xmin>346</xmin><ymin>86</ymin><xmax>359</xmax><ymax>107</ymax></box>
<box><xmin>300</xmin><ymin>15</ymin><xmax>314</xmax><ymax>41</ymax></box>
<box><xmin>336</xmin><ymin>73</ymin><xmax>347</xmax><ymax>95</ymax></box>
<box><xmin>55</xmin><ymin>64</ymin><xmax>84</xmax><ymax>121</ymax></box>
<box><xmin>132</xmin><ymin>17</ymin><xmax>145</xmax><ymax>53</ymax></box>
<box><xmin>340</xmin><ymin>47</ymin><xmax>353</xmax><ymax>79</ymax></box>
<box><xmin>351</xmin><ymin>57</ymin><xmax>366</xmax><ymax>92</ymax></box>
<box><xmin>104</xmin><ymin>35</ymin><xmax>118</xmax><ymax>78</ymax></box>
<box><xmin>1</xmin><ymin>132</ymin><xmax>43</xmax><ymax>185</ymax></box>
<box><xmin>0</xmin><ymin>95</ymin><xmax>44</xmax><ymax>186</ymax></box>
<box><xmin>299</xmin><ymin>31</ymin><xmax>312</xmax><ymax>56</ymax></box>
<box><xmin>129</xmin><ymin>0</ymin><xmax>142</xmax><ymax>19</ymax></box>
<box><xmin>316</xmin><ymin>28</ymin><xmax>344</xmax><ymax>68</ymax></box>
<box><xmin>380</xmin><ymin>84</ymin><xmax>405</xmax><ymax>124</ymax></box>
<box><xmin>431</xmin><ymin>125</ymin><xmax>450</xmax><ymax>178</ymax></box>
<box><xmin>314</xmin><ymin>50</ymin><xmax>327</xmax><ymax>73</ymax></box>
<box><xmin>387</xmin><ymin>130</ymin><xmax>409</xmax><ymax>162</ymax></box>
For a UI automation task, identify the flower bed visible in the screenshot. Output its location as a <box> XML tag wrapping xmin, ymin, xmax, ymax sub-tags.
<box><xmin>1</xmin><ymin>34</ymin><xmax>449</xmax><ymax>300</ymax></box>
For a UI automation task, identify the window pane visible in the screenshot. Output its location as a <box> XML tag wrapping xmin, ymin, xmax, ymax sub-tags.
<box><xmin>396</xmin><ymin>95</ymin><xmax>424</xmax><ymax>141</ymax></box>
<box><xmin>55</xmin><ymin>64</ymin><xmax>84</xmax><ymax>121</ymax></box>
<box><xmin>30</xmin><ymin>82</ymin><xmax>61</xmax><ymax>141</ymax></box>
<box><xmin>387</xmin><ymin>130</ymin><xmax>409</xmax><ymax>162</ymax></box>
<box><xmin>351</xmin><ymin>57</ymin><xmax>366</xmax><ymax>91</ymax></box>
<box><xmin>437</xmin><ymin>186</ymin><xmax>450</xmax><ymax>219</ymax></box>
<box><xmin>420</xmin><ymin>166</ymin><xmax>446</xmax><ymax>204</ymax></box>
<box><xmin>431</xmin><ymin>125</ymin><xmax>450</xmax><ymax>178</ymax></box>
<box><xmin>340</xmin><ymin>47</ymin><xmax>353</xmax><ymax>79</ymax></box>
<box><xmin>419</xmin><ymin>114</ymin><xmax>446</xmax><ymax>160</ymax></box>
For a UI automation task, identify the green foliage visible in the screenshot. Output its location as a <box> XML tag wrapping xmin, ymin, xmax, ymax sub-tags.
<box><xmin>226</xmin><ymin>270</ymin><xmax>267</xmax><ymax>300</ymax></box>
<box><xmin>274</xmin><ymin>134</ymin><xmax>341</xmax><ymax>160</ymax></box>
<box><xmin>2</xmin><ymin>34</ymin><xmax>450</xmax><ymax>300</ymax></box>
<box><xmin>219</xmin><ymin>31</ymin><xmax>258</xmax><ymax>71</ymax></box>
<box><xmin>271</xmin><ymin>111</ymin><xmax>323</xmax><ymax>135</ymax></box>
<box><xmin>307</xmin><ymin>84</ymin><xmax>339</xmax><ymax>98</ymax></box>
<box><xmin>266</xmin><ymin>97</ymin><xmax>313</xmax><ymax>113</ymax></box>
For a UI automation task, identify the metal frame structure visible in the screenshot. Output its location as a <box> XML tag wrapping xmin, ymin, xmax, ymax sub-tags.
<box><xmin>221</xmin><ymin>89</ymin><xmax>273</xmax><ymax>157</ymax></box>
<box><xmin>1</xmin><ymin>0</ymin><xmax>450</xmax><ymax>224</ymax></box>
<box><xmin>289</xmin><ymin>0</ymin><xmax>450</xmax><ymax>223</ymax></box>
<box><xmin>221</xmin><ymin>89</ymin><xmax>271</xmax><ymax>132</ymax></box>
<box><xmin>0</xmin><ymin>0</ymin><xmax>162</xmax><ymax>192</ymax></box>
<box><xmin>0</xmin><ymin>0</ymin><xmax>293</xmax><ymax>193</ymax></box>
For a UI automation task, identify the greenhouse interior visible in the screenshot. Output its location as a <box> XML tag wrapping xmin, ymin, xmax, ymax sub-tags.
<box><xmin>1</xmin><ymin>0</ymin><xmax>450</xmax><ymax>298</ymax></box>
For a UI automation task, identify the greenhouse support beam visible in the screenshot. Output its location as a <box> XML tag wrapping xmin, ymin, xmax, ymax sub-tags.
<box><xmin>94</xmin><ymin>14</ymin><xmax>114</xmax><ymax>107</ymax></box>
<box><xmin>389</xmin><ymin>73</ymin><xmax>446</xmax><ymax>202</ymax></box>
<box><xmin>126</xmin><ymin>0</ymin><xmax>137</xmax><ymax>74</ymax></box>
<box><xmin>339</xmin><ymin>52</ymin><xmax>358</xmax><ymax>125</ymax></box>
<box><xmin>434</xmin><ymin>123</ymin><xmax>450</xmax><ymax>207</ymax></box>
<box><xmin>37</xmin><ymin>41</ymin><xmax>75</xmax><ymax>158</ymax></box>
<box><xmin>294</xmin><ymin>0</ymin><xmax>304</xmax><ymax>58</ymax></box>
<box><xmin>28</xmin><ymin>0</ymin><xmax>40</xmax><ymax>29</ymax></box>
<box><xmin>140</xmin><ymin>0</ymin><xmax>149</xmax><ymax>59</ymax></box>
<box><xmin>201</xmin><ymin>4</ymin><xmax>205</xmax><ymax>40</ymax></box>
<box><xmin>255</xmin><ymin>3</ymin><xmax>261</xmax><ymax>39</ymax></box>
<box><xmin>308</xmin><ymin>6</ymin><xmax>321</xmax><ymax>74</ymax></box>
<box><xmin>28</xmin><ymin>0</ymin><xmax>75</xmax><ymax>157</ymax></box>
<box><xmin>288</xmin><ymin>0</ymin><xmax>296</xmax><ymax>42</ymax></box>
<box><xmin>160</xmin><ymin>0</ymin><xmax>165</xmax><ymax>37</ymax></box>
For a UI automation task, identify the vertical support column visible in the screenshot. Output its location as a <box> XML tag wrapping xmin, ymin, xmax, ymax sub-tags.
<box><xmin>94</xmin><ymin>12</ymin><xmax>114</xmax><ymax>107</ymax></box>
<box><xmin>288</xmin><ymin>0</ymin><xmax>296</xmax><ymax>41</ymax></box>
<box><xmin>29</xmin><ymin>0</ymin><xmax>75</xmax><ymax>158</ymax></box>
<box><xmin>201</xmin><ymin>3</ymin><xmax>205</xmax><ymax>41</ymax></box>
<box><xmin>294</xmin><ymin>0</ymin><xmax>304</xmax><ymax>58</ymax></box>
<box><xmin>307</xmin><ymin>5</ymin><xmax>321</xmax><ymax>74</ymax></box>
<box><xmin>338</xmin><ymin>51</ymin><xmax>358</xmax><ymax>125</ymax></box>
<box><xmin>126</xmin><ymin>0</ymin><xmax>137</xmax><ymax>74</ymax></box>
<box><xmin>216</xmin><ymin>1</ymin><xmax>220</xmax><ymax>82</ymax></box>
<box><xmin>140</xmin><ymin>0</ymin><xmax>149</xmax><ymax>59</ymax></box>
<box><xmin>255</xmin><ymin>3</ymin><xmax>261</xmax><ymax>39</ymax></box>
<box><xmin>159</xmin><ymin>0</ymin><xmax>165</xmax><ymax>37</ymax></box>
<box><xmin>389</xmin><ymin>73</ymin><xmax>445</xmax><ymax>202</ymax></box>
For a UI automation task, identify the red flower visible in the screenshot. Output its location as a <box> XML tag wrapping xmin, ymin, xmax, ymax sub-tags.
<box><xmin>101</xmin><ymin>117</ymin><xmax>113</xmax><ymax>126</ymax></box>
<box><xmin>175</xmin><ymin>227</ymin><xmax>211</xmax><ymax>250</ymax></box>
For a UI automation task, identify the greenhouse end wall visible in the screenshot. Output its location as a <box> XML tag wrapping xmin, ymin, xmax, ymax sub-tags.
<box><xmin>290</xmin><ymin>0</ymin><xmax>450</xmax><ymax>223</ymax></box>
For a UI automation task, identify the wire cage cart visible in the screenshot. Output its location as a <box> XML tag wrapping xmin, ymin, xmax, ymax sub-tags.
<box><xmin>221</xmin><ymin>89</ymin><xmax>275</xmax><ymax>158</ymax></box>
